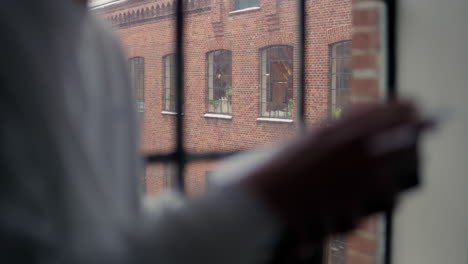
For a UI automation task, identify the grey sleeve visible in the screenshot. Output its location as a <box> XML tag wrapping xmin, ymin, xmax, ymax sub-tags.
<box><xmin>135</xmin><ymin>149</ymin><xmax>284</xmax><ymax>264</ymax></box>
<box><xmin>137</xmin><ymin>185</ymin><xmax>282</xmax><ymax>264</ymax></box>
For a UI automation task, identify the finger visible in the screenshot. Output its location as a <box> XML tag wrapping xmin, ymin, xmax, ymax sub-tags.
<box><xmin>318</xmin><ymin>102</ymin><xmax>419</xmax><ymax>149</ymax></box>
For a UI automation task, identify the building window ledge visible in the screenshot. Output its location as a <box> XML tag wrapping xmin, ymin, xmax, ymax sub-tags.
<box><xmin>256</xmin><ymin>117</ymin><xmax>293</xmax><ymax>123</ymax></box>
<box><xmin>229</xmin><ymin>7</ymin><xmax>260</xmax><ymax>15</ymax></box>
<box><xmin>204</xmin><ymin>113</ymin><xmax>233</xmax><ymax>120</ymax></box>
<box><xmin>161</xmin><ymin>111</ymin><xmax>178</xmax><ymax>115</ymax></box>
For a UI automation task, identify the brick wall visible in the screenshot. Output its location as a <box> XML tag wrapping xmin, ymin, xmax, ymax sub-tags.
<box><xmin>99</xmin><ymin>0</ymin><xmax>353</xmax><ymax>194</ymax></box>
<box><xmin>344</xmin><ymin>1</ymin><xmax>387</xmax><ymax>264</ymax></box>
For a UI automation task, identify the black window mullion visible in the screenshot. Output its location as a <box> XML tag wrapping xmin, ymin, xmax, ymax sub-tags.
<box><xmin>174</xmin><ymin>0</ymin><xmax>186</xmax><ymax>193</ymax></box>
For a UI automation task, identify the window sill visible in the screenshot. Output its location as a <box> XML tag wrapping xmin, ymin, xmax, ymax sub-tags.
<box><xmin>161</xmin><ymin>111</ymin><xmax>178</xmax><ymax>115</ymax></box>
<box><xmin>229</xmin><ymin>7</ymin><xmax>260</xmax><ymax>15</ymax></box>
<box><xmin>256</xmin><ymin>117</ymin><xmax>293</xmax><ymax>123</ymax></box>
<box><xmin>204</xmin><ymin>113</ymin><xmax>233</xmax><ymax>120</ymax></box>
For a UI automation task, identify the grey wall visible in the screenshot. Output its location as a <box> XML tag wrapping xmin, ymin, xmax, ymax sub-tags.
<box><xmin>394</xmin><ymin>0</ymin><xmax>468</xmax><ymax>263</ymax></box>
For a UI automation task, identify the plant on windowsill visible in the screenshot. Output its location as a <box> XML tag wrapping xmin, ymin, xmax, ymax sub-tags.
<box><xmin>332</xmin><ymin>107</ymin><xmax>343</xmax><ymax>120</ymax></box>
<box><xmin>286</xmin><ymin>98</ymin><xmax>294</xmax><ymax>119</ymax></box>
<box><xmin>210</xmin><ymin>88</ymin><xmax>231</xmax><ymax>114</ymax></box>
<box><xmin>210</xmin><ymin>98</ymin><xmax>229</xmax><ymax>114</ymax></box>
<box><xmin>209</xmin><ymin>99</ymin><xmax>219</xmax><ymax>113</ymax></box>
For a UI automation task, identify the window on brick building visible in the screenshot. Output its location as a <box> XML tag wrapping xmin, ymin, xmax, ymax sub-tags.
<box><xmin>128</xmin><ymin>57</ymin><xmax>145</xmax><ymax>113</ymax></box>
<box><xmin>330</xmin><ymin>41</ymin><xmax>352</xmax><ymax>120</ymax></box>
<box><xmin>234</xmin><ymin>0</ymin><xmax>259</xmax><ymax>10</ymax></box>
<box><xmin>260</xmin><ymin>45</ymin><xmax>293</xmax><ymax>119</ymax></box>
<box><xmin>164</xmin><ymin>54</ymin><xmax>177</xmax><ymax>112</ymax></box>
<box><xmin>207</xmin><ymin>50</ymin><xmax>232</xmax><ymax>115</ymax></box>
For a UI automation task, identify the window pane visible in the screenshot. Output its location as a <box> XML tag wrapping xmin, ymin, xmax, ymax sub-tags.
<box><xmin>92</xmin><ymin>0</ymin><xmax>390</xmax><ymax>263</ymax></box>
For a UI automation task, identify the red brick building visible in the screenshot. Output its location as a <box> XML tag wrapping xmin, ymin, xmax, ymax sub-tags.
<box><xmin>94</xmin><ymin>0</ymin><xmax>386</xmax><ymax>263</ymax></box>
<box><xmin>96</xmin><ymin>0</ymin><xmax>353</xmax><ymax>192</ymax></box>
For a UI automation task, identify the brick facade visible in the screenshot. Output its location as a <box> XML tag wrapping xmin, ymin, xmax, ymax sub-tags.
<box><xmin>95</xmin><ymin>0</ymin><xmax>385</xmax><ymax>263</ymax></box>
<box><xmin>98</xmin><ymin>0</ymin><xmax>354</xmax><ymax>190</ymax></box>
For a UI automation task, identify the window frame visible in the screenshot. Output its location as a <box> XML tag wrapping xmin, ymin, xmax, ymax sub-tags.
<box><xmin>206</xmin><ymin>49</ymin><xmax>233</xmax><ymax>115</ymax></box>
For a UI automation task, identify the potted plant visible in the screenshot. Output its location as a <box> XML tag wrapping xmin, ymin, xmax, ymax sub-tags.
<box><xmin>211</xmin><ymin>99</ymin><xmax>221</xmax><ymax>113</ymax></box>
<box><xmin>220</xmin><ymin>96</ymin><xmax>228</xmax><ymax>113</ymax></box>
<box><xmin>286</xmin><ymin>98</ymin><xmax>294</xmax><ymax>118</ymax></box>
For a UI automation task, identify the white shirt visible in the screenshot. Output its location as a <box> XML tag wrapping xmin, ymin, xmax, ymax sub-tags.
<box><xmin>0</xmin><ymin>1</ymin><xmax>280</xmax><ymax>263</ymax></box>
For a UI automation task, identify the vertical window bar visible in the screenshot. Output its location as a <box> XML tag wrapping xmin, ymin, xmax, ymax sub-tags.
<box><xmin>297</xmin><ymin>0</ymin><xmax>306</xmax><ymax>132</ymax></box>
<box><xmin>384</xmin><ymin>0</ymin><xmax>398</xmax><ymax>263</ymax></box>
<box><xmin>298</xmin><ymin>1</ymin><xmax>324</xmax><ymax>262</ymax></box>
<box><xmin>175</xmin><ymin>0</ymin><xmax>186</xmax><ymax>193</ymax></box>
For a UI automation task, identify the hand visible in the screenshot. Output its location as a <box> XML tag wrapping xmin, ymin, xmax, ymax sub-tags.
<box><xmin>241</xmin><ymin>102</ymin><xmax>425</xmax><ymax>245</ymax></box>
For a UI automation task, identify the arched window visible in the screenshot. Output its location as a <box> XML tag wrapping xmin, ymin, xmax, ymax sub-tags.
<box><xmin>330</xmin><ymin>40</ymin><xmax>352</xmax><ymax>120</ymax></box>
<box><xmin>164</xmin><ymin>54</ymin><xmax>176</xmax><ymax>112</ymax></box>
<box><xmin>260</xmin><ymin>45</ymin><xmax>293</xmax><ymax>119</ymax></box>
<box><xmin>128</xmin><ymin>57</ymin><xmax>145</xmax><ymax>113</ymax></box>
<box><xmin>207</xmin><ymin>50</ymin><xmax>232</xmax><ymax>115</ymax></box>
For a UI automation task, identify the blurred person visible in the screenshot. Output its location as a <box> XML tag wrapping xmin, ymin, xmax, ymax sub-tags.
<box><xmin>0</xmin><ymin>0</ymin><xmax>425</xmax><ymax>263</ymax></box>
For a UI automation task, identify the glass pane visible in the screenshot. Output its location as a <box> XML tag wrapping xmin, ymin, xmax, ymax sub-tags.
<box><xmin>235</xmin><ymin>0</ymin><xmax>260</xmax><ymax>10</ymax></box>
<box><xmin>91</xmin><ymin>0</ymin><xmax>390</xmax><ymax>263</ymax></box>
